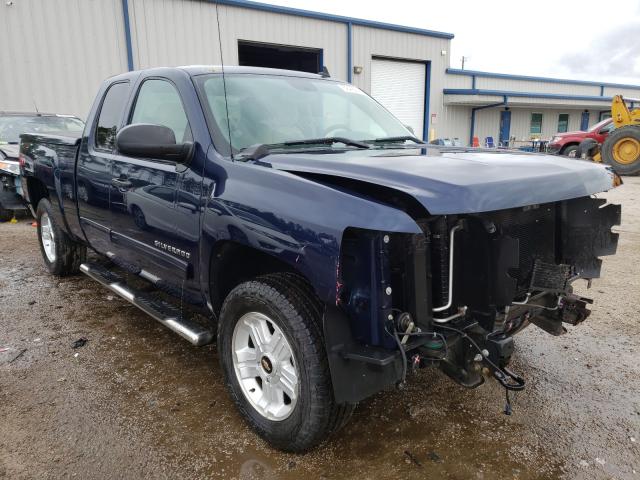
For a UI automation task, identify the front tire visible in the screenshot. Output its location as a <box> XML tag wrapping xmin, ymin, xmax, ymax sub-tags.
<box><xmin>562</xmin><ymin>144</ymin><xmax>579</xmax><ymax>158</ymax></box>
<box><xmin>218</xmin><ymin>273</ymin><xmax>353</xmax><ymax>452</ymax></box>
<box><xmin>36</xmin><ymin>198</ymin><xmax>87</xmax><ymax>276</ymax></box>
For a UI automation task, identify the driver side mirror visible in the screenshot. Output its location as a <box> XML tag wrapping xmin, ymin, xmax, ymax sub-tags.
<box><xmin>116</xmin><ymin>123</ymin><xmax>193</xmax><ymax>163</ymax></box>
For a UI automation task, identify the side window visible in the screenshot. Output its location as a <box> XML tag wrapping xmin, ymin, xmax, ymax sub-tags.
<box><xmin>130</xmin><ymin>79</ymin><xmax>191</xmax><ymax>143</ymax></box>
<box><xmin>148</xmin><ymin>186</ymin><xmax>175</xmax><ymax>203</ymax></box>
<box><xmin>95</xmin><ymin>82</ymin><xmax>130</xmax><ymax>151</ymax></box>
<box><xmin>530</xmin><ymin>113</ymin><xmax>543</xmax><ymax>136</ymax></box>
<box><xmin>557</xmin><ymin>113</ymin><xmax>569</xmax><ymax>133</ymax></box>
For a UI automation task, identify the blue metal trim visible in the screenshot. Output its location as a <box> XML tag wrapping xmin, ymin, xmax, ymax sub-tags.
<box><xmin>446</xmin><ymin>68</ymin><xmax>640</xmax><ymax>91</ymax></box>
<box><xmin>209</xmin><ymin>0</ymin><xmax>454</xmax><ymax>38</ymax></box>
<box><xmin>121</xmin><ymin>0</ymin><xmax>134</xmax><ymax>71</ymax></box>
<box><xmin>469</xmin><ymin>97</ymin><xmax>507</xmax><ymax>146</ymax></box>
<box><xmin>471</xmin><ymin>75</ymin><xmax>476</xmax><ymax>89</ymax></box>
<box><xmin>444</xmin><ymin>88</ymin><xmax>614</xmax><ymax>103</ymax></box>
<box><xmin>347</xmin><ymin>22</ymin><xmax>352</xmax><ymax>83</ymax></box>
<box><xmin>600</xmin><ymin>85</ymin><xmax>604</xmax><ymax>96</ymax></box>
<box><xmin>423</xmin><ymin>61</ymin><xmax>431</xmax><ymax>141</ymax></box>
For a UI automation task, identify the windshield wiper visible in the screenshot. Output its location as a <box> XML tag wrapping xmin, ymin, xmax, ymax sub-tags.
<box><xmin>236</xmin><ymin>137</ymin><xmax>370</xmax><ymax>162</ymax></box>
<box><xmin>365</xmin><ymin>135</ymin><xmax>426</xmax><ymax>145</ymax></box>
<box><xmin>283</xmin><ymin>137</ymin><xmax>370</xmax><ymax>149</ymax></box>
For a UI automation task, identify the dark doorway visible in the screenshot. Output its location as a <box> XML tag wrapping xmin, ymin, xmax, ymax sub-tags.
<box><xmin>238</xmin><ymin>41</ymin><xmax>322</xmax><ymax>74</ymax></box>
<box><xmin>499</xmin><ymin>110</ymin><xmax>511</xmax><ymax>146</ymax></box>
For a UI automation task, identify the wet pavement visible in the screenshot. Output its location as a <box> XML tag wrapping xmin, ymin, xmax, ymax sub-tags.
<box><xmin>1</xmin><ymin>178</ymin><xmax>639</xmax><ymax>480</ymax></box>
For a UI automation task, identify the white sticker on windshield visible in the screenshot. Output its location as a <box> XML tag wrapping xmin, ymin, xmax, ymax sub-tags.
<box><xmin>338</xmin><ymin>84</ymin><xmax>365</xmax><ymax>95</ymax></box>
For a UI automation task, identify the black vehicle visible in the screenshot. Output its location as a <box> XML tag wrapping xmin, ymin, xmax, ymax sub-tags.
<box><xmin>0</xmin><ymin>112</ymin><xmax>84</xmax><ymax>220</ymax></box>
<box><xmin>20</xmin><ymin>66</ymin><xmax>621</xmax><ymax>452</ymax></box>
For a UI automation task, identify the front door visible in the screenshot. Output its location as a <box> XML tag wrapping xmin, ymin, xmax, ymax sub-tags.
<box><xmin>77</xmin><ymin>81</ymin><xmax>131</xmax><ymax>253</ymax></box>
<box><xmin>108</xmin><ymin>77</ymin><xmax>196</xmax><ymax>288</ymax></box>
<box><xmin>499</xmin><ymin>110</ymin><xmax>511</xmax><ymax>147</ymax></box>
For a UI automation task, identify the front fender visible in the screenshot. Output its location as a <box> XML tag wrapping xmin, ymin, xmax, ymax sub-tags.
<box><xmin>199</xmin><ymin>157</ymin><xmax>421</xmax><ymax>305</ymax></box>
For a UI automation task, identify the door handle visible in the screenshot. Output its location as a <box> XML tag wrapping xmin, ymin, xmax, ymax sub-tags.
<box><xmin>111</xmin><ymin>178</ymin><xmax>132</xmax><ymax>189</ymax></box>
<box><xmin>177</xmin><ymin>201</ymin><xmax>197</xmax><ymax>212</ymax></box>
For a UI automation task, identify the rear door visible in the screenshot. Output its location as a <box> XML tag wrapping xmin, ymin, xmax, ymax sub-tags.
<box><xmin>77</xmin><ymin>81</ymin><xmax>131</xmax><ymax>253</ymax></box>
<box><xmin>108</xmin><ymin>76</ymin><xmax>196</xmax><ymax>287</ymax></box>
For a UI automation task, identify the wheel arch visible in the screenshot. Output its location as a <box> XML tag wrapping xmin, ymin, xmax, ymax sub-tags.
<box><xmin>560</xmin><ymin>142</ymin><xmax>579</xmax><ymax>154</ymax></box>
<box><xmin>207</xmin><ymin>240</ymin><xmax>311</xmax><ymax>315</ymax></box>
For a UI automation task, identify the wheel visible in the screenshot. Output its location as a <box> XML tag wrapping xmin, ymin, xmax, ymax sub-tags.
<box><xmin>601</xmin><ymin>126</ymin><xmax>640</xmax><ymax>175</ymax></box>
<box><xmin>218</xmin><ymin>273</ymin><xmax>354</xmax><ymax>452</ymax></box>
<box><xmin>576</xmin><ymin>139</ymin><xmax>599</xmax><ymax>160</ymax></box>
<box><xmin>562</xmin><ymin>144</ymin><xmax>579</xmax><ymax>158</ymax></box>
<box><xmin>131</xmin><ymin>205</ymin><xmax>148</xmax><ymax>230</ymax></box>
<box><xmin>36</xmin><ymin>198</ymin><xmax>87</xmax><ymax>276</ymax></box>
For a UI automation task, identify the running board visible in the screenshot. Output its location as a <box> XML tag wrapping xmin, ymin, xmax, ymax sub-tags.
<box><xmin>79</xmin><ymin>263</ymin><xmax>214</xmax><ymax>346</ymax></box>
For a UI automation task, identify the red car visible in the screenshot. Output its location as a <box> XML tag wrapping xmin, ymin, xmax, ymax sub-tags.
<box><xmin>548</xmin><ymin>118</ymin><xmax>615</xmax><ymax>157</ymax></box>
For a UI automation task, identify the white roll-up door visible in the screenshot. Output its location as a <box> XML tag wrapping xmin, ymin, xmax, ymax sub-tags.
<box><xmin>371</xmin><ymin>58</ymin><xmax>426</xmax><ymax>139</ymax></box>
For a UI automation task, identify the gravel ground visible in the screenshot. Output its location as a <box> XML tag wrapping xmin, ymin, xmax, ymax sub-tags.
<box><xmin>1</xmin><ymin>178</ymin><xmax>639</xmax><ymax>480</ymax></box>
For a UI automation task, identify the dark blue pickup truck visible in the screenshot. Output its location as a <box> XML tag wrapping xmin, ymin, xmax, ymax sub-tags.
<box><xmin>20</xmin><ymin>66</ymin><xmax>621</xmax><ymax>451</ymax></box>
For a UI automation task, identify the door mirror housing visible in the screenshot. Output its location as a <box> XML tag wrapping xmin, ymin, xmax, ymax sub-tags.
<box><xmin>116</xmin><ymin>124</ymin><xmax>193</xmax><ymax>163</ymax></box>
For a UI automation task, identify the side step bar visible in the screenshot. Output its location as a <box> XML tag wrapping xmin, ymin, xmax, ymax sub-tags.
<box><xmin>80</xmin><ymin>263</ymin><xmax>214</xmax><ymax>346</ymax></box>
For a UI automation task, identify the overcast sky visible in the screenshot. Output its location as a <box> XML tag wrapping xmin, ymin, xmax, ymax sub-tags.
<box><xmin>266</xmin><ymin>0</ymin><xmax>640</xmax><ymax>85</ymax></box>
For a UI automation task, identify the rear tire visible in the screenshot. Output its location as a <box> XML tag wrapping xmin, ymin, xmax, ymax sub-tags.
<box><xmin>601</xmin><ymin>126</ymin><xmax>640</xmax><ymax>175</ymax></box>
<box><xmin>36</xmin><ymin>198</ymin><xmax>87</xmax><ymax>276</ymax></box>
<box><xmin>218</xmin><ymin>273</ymin><xmax>354</xmax><ymax>452</ymax></box>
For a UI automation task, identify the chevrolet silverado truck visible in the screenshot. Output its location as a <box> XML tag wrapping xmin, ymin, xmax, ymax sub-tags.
<box><xmin>20</xmin><ymin>66</ymin><xmax>621</xmax><ymax>452</ymax></box>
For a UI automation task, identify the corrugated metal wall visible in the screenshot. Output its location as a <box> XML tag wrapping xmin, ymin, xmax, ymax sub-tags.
<box><xmin>127</xmin><ymin>0</ymin><xmax>348</xmax><ymax>81</ymax></box>
<box><xmin>0</xmin><ymin>0</ymin><xmax>128</xmax><ymax>118</ymax></box>
<box><xmin>473</xmin><ymin>108</ymin><xmax>592</xmax><ymax>145</ymax></box>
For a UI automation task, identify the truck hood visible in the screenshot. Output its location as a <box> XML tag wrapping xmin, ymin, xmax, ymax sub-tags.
<box><xmin>0</xmin><ymin>143</ymin><xmax>19</xmax><ymax>159</ymax></box>
<box><xmin>267</xmin><ymin>148</ymin><xmax>616</xmax><ymax>214</ymax></box>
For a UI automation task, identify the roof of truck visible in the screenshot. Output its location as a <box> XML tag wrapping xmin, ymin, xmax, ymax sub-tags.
<box><xmin>109</xmin><ymin>65</ymin><xmax>331</xmax><ymax>81</ymax></box>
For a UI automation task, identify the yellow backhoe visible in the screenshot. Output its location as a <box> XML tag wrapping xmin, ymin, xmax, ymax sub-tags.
<box><xmin>589</xmin><ymin>95</ymin><xmax>640</xmax><ymax>175</ymax></box>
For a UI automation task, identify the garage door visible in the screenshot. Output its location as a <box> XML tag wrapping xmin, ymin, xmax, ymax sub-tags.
<box><xmin>371</xmin><ymin>58</ymin><xmax>426</xmax><ymax>139</ymax></box>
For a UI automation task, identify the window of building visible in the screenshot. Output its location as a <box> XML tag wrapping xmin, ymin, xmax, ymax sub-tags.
<box><xmin>95</xmin><ymin>82</ymin><xmax>129</xmax><ymax>151</ymax></box>
<box><xmin>557</xmin><ymin>113</ymin><xmax>569</xmax><ymax>133</ymax></box>
<box><xmin>530</xmin><ymin>113</ymin><xmax>543</xmax><ymax>136</ymax></box>
<box><xmin>600</xmin><ymin>111</ymin><xmax>612</xmax><ymax>121</ymax></box>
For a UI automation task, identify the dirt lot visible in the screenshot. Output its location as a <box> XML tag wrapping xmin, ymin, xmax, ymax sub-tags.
<box><xmin>1</xmin><ymin>178</ymin><xmax>639</xmax><ymax>480</ymax></box>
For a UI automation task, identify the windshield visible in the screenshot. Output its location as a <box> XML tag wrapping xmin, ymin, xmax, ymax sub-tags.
<box><xmin>0</xmin><ymin>115</ymin><xmax>84</xmax><ymax>143</ymax></box>
<box><xmin>588</xmin><ymin>118</ymin><xmax>612</xmax><ymax>133</ymax></box>
<box><xmin>196</xmin><ymin>74</ymin><xmax>412</xmax><ymax>155</ymax></box>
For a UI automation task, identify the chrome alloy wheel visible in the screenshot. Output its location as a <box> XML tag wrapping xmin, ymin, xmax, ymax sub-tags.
<box><xmin>232</xmin><ymin>312</ymin><xmax>299</xmax><ymax>421</ymax></box>
<box><xmin>40</xmin><ymin>212</ymin><xmax>56</xmax><ymax>263</ymax></box>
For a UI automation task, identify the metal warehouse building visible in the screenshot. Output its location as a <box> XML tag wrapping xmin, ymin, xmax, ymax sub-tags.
<box><xmin>3</xmin><ymin>0</ymin><xmax>640</xmax><ymax>146</ymax></box>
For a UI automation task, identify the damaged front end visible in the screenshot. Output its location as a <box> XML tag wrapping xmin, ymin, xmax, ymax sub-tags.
<box><xmin>325</xmin><ymin>195</ymin><xmax>620</xmax><ymax>404</ymax></box>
